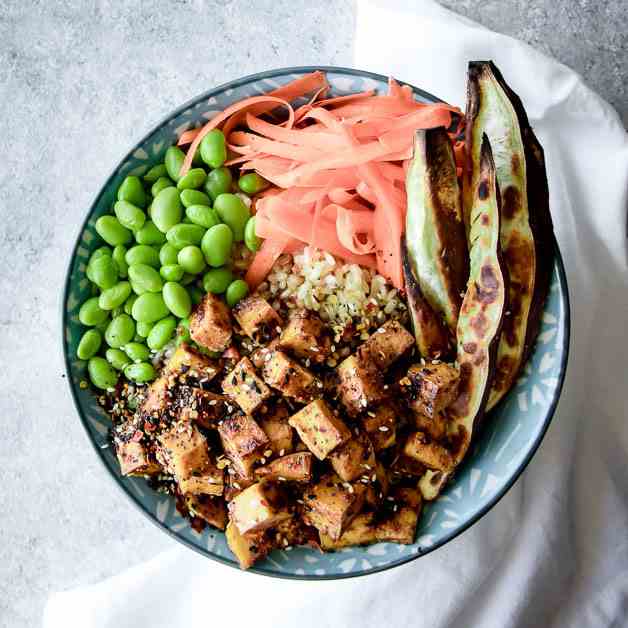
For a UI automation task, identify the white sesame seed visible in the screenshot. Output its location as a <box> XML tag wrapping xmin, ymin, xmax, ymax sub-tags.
<box><xmin>378</xmin><ymin>426</ymin><xmax>390</xmax><ymax>432</ymax></box>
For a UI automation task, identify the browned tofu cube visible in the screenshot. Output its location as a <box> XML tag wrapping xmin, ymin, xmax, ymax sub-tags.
<box><xmin>225</xmin><ymin>521</ymin><xmax>271</xmax><ymax>569</ymax></box>
<box><xmin>364</xmin><ymin>461</ymin><xmax>390</xmax><ymax>508</ymax></box>
<box><xmin>249</xmin><ymin>338</ymin><xmax>280</xmax><ymax>369</ymax></box>
<box><xmin>319</xmin><ymin>512</ymin><xmax>377</xmax><ymax>550</ymax></box>
<box><xmin>269</xmin><ymin>517</ymin><xmax>316</xmax><ymax>549</ymax></box>
<box><xmin>217</xmin><ymin>413</ymin><xmax>269</xmax><ymax>478</ymax></box>
<box><xmin>223</xmin><ymin>472</ymin><xmax>256</xmax><ymax>502</ymax></box>
<box><xmin>186</xmin><ymin>494</ymin><xmax>227</xmax><ymax>530</ymax></box>
<box><xmin>375</xmin><ymin>507</ymin><xmax>419</xmax><ymax>544</ymax></box>
<box><xmin>262</xmin><ymin>350</ymin><xmax>321</xmax><ymax>403</ymax></box>
<box><xmin>158</xmin><ymin>423</ymin><xmax>224</xmax><ymax>495</ymax></box>
<box><xmin>255</xmin><ymin>452</ymin><xmax>313</xmax><ymax>482</ymax></box>
<box><xmin>190</xmin><ymin>293</ymin><xmax>232</xmax><ymax>352</ymax></box>
<box><xmin>403</xmin><ymin>431</ymin><xmax>454</xmax><ymax>472</ymax></box>
<box><xmin>288</xmin><ymin>399</ymin><xmax>351</xmax><ymax>460</ymax></box>
<box><xmin>233</xmin><ymin>295</ymin><xmax>283</xmax><ymax>343</ymax></box>
<box><xmin>329</xmin><ymin>433</ymin><xmax>376</xmax><ymax>482</ymax></box>
<box><xmin>222</xmin><ymin>357</ymin><xmax>272</xmax><ymax>415</ymax></box>
<box><xmin>166</xmin><ymin>342</ymin><xmax>220</xmax><ymax>383</ymax></box>
<box><xmin>279</xmin><ymin>309</ymin><xmax>331</xmax><ymax>363</ymax></box>
<box><xmin>419</xmin><ymin>469</ymin><xmax>449</xmax><ymax>501</ymax></box>
<box><xmin>394</xmin><ymin>486</ymin><xmax>423</xmax><ymax>510</ymax></box>
<box><xmin>303</xmin><ymin>475</ymin><xmax>366</xmax><ymax>541</ymax></box>
<box><xmin>361</xmin><ymin>404</ymin><xmax>397</xmax><ymax>451</ymax></box>
<box><xmin>116</xmin><ymin>440</ymin><xmax>161</xmax><ymax>476</ymax></box>
<box><xmin>139</xmin><ymin>375</ymin><xmax>170</xmax><ymax>418</ymax></box>
<box><xmin>402</xmin><ymin>363</ymin><xmax>460</xmax><ymax>418</ymax></box>
<box><xmin>392</xmin><ymin>454</ymin><xmax>427</xmax><ymax>477</ymax></box>
<box><xmin>229</xmin><ymin>481</ymin><xmax>292</xmax><ymax>534</ymax></box>
<box><xmin>358</xmin><ymin>320</ymin><xmax>414</xmax><ymax>370</ymax></box>
<box><xmin>337</xmin><ymin>354</ymin><xmax>386</xmax><ymax>415</ymax></box>
<box><xmin>412</xmin><ymin>410</ymin><xmax>448</xmax><ymax>441</ymax></box>
<box><xmin>174</xmin><ymin>387</ymin><xmax>230</xmax><ymax>429</ymax></box>
<box><xmin>258</xmin><ymin>404</ymin><xmax>293</xmax><ymax>454</ymax></box>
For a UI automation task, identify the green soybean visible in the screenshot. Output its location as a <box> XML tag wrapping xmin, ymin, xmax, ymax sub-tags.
<box><xmin>180</xmin><ymin>189</ymin><xmax>211</xmax><ymax>208</ymax></box>
<box><xmin>124</xmin><ymin>342</ymin><xmax>151</xmax><ymax>362</ymax></box>
<box><xmin>112</xmin><ymin>245</ymin><xmax>128</xmax><ymax>278</ymax></box>
<box><xmin>166</xmin><ymin>223</ymin><xmax>205</xmax><ymax>250</ymax></box>
<box><xmin>123</xmin><ymin>293</ymin><xmax>138</xmax><ymax>316</ymax></box>
<box><xmin>160</xmin><ymin>264</ymin><xmax>184</xmax><ymax>281</ymax></box>
<box><xmin>125</xmin><ymin>244</ymin><xmax>160</xmax><ymax>268</ymax></box>
<box><xmin>135</xmin><ymin>220</ymin><xmax>167</xmax><ymax>245</ymax></box>
<box><xmin>136</xmin><ymin>320</ymin><xmax>154</xmax><ymax>338</ymax></box>
<box><xmin>117</xmin><ymin>175</ymin><xmax>147</xmax><ymax>208</ymax></box>
<box><xmin>185</xmin><ymin>204</ymin><xmax>219</xmax><ymax>229</ymax></box>
<box><xmin>165</xmin><ymin>145</ymin><xmax>185</xmax><ymax>181</ymax></box>
<box><xmin>88</xmin><ymin>357</ymin><xmax>119</xmax><ymax>390</ymax></box>
<box><xmin>201</xmin><ymin>223</ymin><xmax>233</xmax><ymax>267</ymax></box>
<box><xmin>98</xmin><ymin>281</ymin><xmax>132</xmax><ymax>310</ymax></box>
<box><xmin>79</xmin><ymin>296</ymin><xmax>110</xmax><ymax>326</ymax></box>
<box><xmin>90</xmin><ymin>255</ymin><xmax>119</xmax><ymax>290</ymax></box>
<box><xmin>176</xmin><ymin>319</ymin><xmax>192</xmax><ymax>345</ymax></box>
<box><xmin>177</xmin><ymin>167</ymin><xmax>206</xmax><ymax>191</ymax></box>
<box><xmin>180</xmin><ymin>272</ymin><xmax>196</xmax><ymax>286</ymax></box>
<box><xmin>88</xmin><ymin>246</ymin><xmax>112</xmax><ymax>265</ymax></box>
<box><xmin>200</xmin><ymin>129</ymin><xmax>227</xmax><ymax>168</ymax></box>
<box><xmin>214</xmin><ymin>193</ymin><xmax>250</xmax><ymax>241</ymax></box>
<box><xmin>244</xmin><ymin>216</ymin><xmax>262</xmax><ymax>252</ymax></box>
<box><xmin>132</xmin><ymin>292</ymin><xmax>169</xmax><ymax>323</ymax></box>
<box><xmin>188</xmin><ymin>286</ymin><xmax>204</xmax><ymax>305</ymax></box>
<box><xmin>147</xmin><ymin>316</ymin><xmax>177</xmax><ymax>350</ymax></box>
<box><xmin>202</xmin><ymin>267</ymin><xmax>233</xmax><ymax>294</ymax></box>
<box><xmin>204</xmin><ymin>166</ymin><xmax>232</xmax><ymax>201</ymax></box>
<box><xmin>95</xmin><ymin>215</ymin><xmax>132</xmax><ymax>246</ymax></box>
<box><xmin>124</xmin><ymin>362</ymin><xmax>156</xmax><ymax>383</ymax></box>
<box><xmin>226</xmin><ymin>279</ymin><xmax>249</xmax><ymax>307</ymax></box>
<box><xmin>151</xmin><ymin>176</ymin><xmax>174</xmax><ymax>197</ymax></box>
<box><xmin>152</xmin><ymin>187</ymin><xmax>182</xmax><ymax>233</ymax></box>
<box><xmin>144</xmin><ymin>163</ymin><xmax>168</xmax><ymax>182</ymax></box>
<box><xmin>163</xmin><ymin>282</ymin><xmax>192</xmax><ymax>318</ymax></box>
<box><xmin>159</xmin><ymin>242</ymin><xmax>179</xmax><ymax>266</ymax></box>
<box><xmin>77</xmin><ymin>329</ymin><xmax>102</xmax><ymax>360</ymax></box>
<box><xmin>106</xmin><ymin>348</ymin><xmax>131</xmax><ymax>370</ymax></box>
<box><xmin>114</xmin><ymin>200</ymin><xmax>146</xmax><ymax>232</ymax></box>
<box><xmin>128</xmin><ymin>263</ymin><xmax>163</xmax><ymax>293</ymax></box>
<box><xmin>105</xmin><ymin>314</ymin><xmax>135</xmax><ymax>348</ymax></box>
<box><xmin>178</xmin><ymin>245</ymin><xmax>206</xmax><ymax>274</ymax></box>
<box><xmin>238</xmin><ymin>172</ymin><xmax>269</xmax><ymax>195</ymax></box>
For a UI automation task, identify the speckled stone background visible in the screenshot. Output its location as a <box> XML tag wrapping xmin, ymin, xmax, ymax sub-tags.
<box><xmin>0</xmin><ymin>1</ymin><xmax>625</xmax><ymax>626</ymax></box>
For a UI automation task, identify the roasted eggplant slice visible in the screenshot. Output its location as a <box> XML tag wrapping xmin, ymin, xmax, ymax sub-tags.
<box><xmin>465</xmin><ymin>61</ymin><xmax>553</xmax><ymax>410</ymax></box>
<box><xmin>405</xmin><ymin>128</ymin><xmax>469</xmax><ymax>332</ymax></box>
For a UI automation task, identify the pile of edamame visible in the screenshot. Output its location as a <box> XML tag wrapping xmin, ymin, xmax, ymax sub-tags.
<box><xmin>77</xmin><ymin>129</ymin><xmax>269</xmax><ymax>390</ymax></box>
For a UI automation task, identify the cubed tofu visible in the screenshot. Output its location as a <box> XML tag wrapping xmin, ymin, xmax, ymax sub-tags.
<box><xmin>116</xmin><ymin>440</ymin><xmax>161</xmax><ymax>476</ymax></box>
<box><xmin>258</xmin><ymin>404</ymin><xmax>293</xmax><ymax>454</ymax></box>
<box><xmin>337</xmin><ymin>354</ymin><xmax>386</xmax><ymax>415</ymax></box>
<box><xmin>250</xmin><ymin>338</ymin><xmax>280</xmax><ymax>369</ymax></box>
<box><xmin>223</xmin><ymin>472</ymin><xmax>256</xmax><ymax>502</ymax></box>
<box><xmin>262</xmin><ymin>350</ymin><xmax>321</xmax><ymax>403</ymax></box>
<box><xmin>329</xmin><ymin>433</ymin><xmax>375</xmax><ymax>482</ymax></box>
<box><xmin>139</xmin><ymin>375</ymin><xmax>170</xmax><ymax>418</ymax></box>
<box><xmin>392</xmin><ymin>454</ymin><xmax>427</xmax><ymax>477</ymax></box>
<box><xmin>174</xmin><ymin>386</ymin><xmax>230</xmax><ymax>429</ymax></box>
<box><xmin>233</xmin><ymin>295</ymin><xmax>283</xmax><ymax>343</ymax></box>
<box><xmin>419</xmin><ymin>469</ymin><xmax>449</xmax><ymax>501</ymax></box>
<box><xmin>303</xmin><ymin>475</ymin><xmax>367</xmax><ymax>541</ymax></box>
<box><xmin>229</xmin><ymin>481</ymin><xmax>292</xmax><ymax>534</ymax></box>
<box><xmin>412</xmin><ymin>410</ymin><xmax>448</xmax><ymax>441</ymax></box>
<box><xmin>361</xmin><ymin>404</ymin><xmax>397</xmax><ymax>451</ymax></box>
<box><xmin>319</xmin><ymin>512</ymin><xmax>377</xmax><ymax>550</ymax></box>
<box><xmin>158</xmin><ymin>423</ymin><xmax>224</xmax><ymax>495</ymax></box>
<box><xmin>403</xmin><ymin>431</ymin><xmax>454</xmax><ymax>472</ymax></box>
<box><xmin>402</xmin><ymin>363</ymin><xmax>460</xmax><ymax>418</ymax></box>
<box><xmin>269</xmin><ymin>517</ymin><xmax>316</xmax><ymax>549</ymax></box>
<box><xmin>394</xmin><ymin>486</ymin><xmax>423</xmax><ymax>510</ymax></box>
<box><xmin>255</xmin><ymin>452</ymin><xmax>313</xmax><ymax>482</ymax></box>
<box><xmin>288</xmin><ymin>399</ymin><xmax>351</xmax><ymax>460</ymax></box>
<box><xmin>217</xmin><ymin>413</ymin><xmax>269</xmax><ymax>478</ymax></box>
<box><xmin>222</xmin><ymin>357</ymin><xmax>272</xmax><ymax>415</ymax></box>
<box><xmin>279</xmin><ymin>309</ymin><xmax>331</xmax><ymax>363</ymax></box>
<box><xmin>375</xmin><ymin>507</ymin><xmax>419</xmax><ymax>544</ymax></box>
<box><xmin>358</xmin><ymin>320</ymin><xmax>414</xmax><ymax>370</ymax></box>
<box><xmin>186</xmin><ymin>494</ymin><xmax>227</xmax><ymax>530</ymax></box>
<box><xmin>190</xmin><ymin>293</ymin><xmax>232</xmax><ymax>352</ymax></box>
<box><xmin>225</xmin><ymin>521</ymin><xmax>270</xmax><ymax>570</ymax></box>
<box><xmin>166</xmin><ymin>342</ymin><xmax>220</xmax><ymax>383</ymax></box>
<box><xmin>364</xmin><ymin>462</ymin><xmax>390</xmax><ymax>508</ymax></box>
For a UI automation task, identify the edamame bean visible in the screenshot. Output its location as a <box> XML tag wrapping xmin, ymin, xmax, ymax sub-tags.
<box><xmin>200</xmin><ymin>129</ymin><xmax>227</xmax><ymax>168</ymax></box>
<box><xmin>178</xmin><ymin>245</ymin><xmax>206</xmax><ymax>274</ymax></box>
<box><xmin>124</xmin><ymin>362</ymin><xmax>156</xmax><ymax>383</ymax></box>
<box><xmin>177</xmin><ymin>167</ymin><xmax>206</xmax><ymax>191</ymax></box>
<box><xmin>143</xmin><ymin>163</ymin><xmax>168</xmax><ymax>182</ymax></box>
<box><xmin>77</xmin><ymin>329</ymin><xmax>102</xmax><ymax>360</ymax></box>
<box><xmin>151</xmin><ymin>176</ymin><xmax>174</xmax><ymax>197</ymax></box>
<box><xmin>204</xmin><ymin>166</ymin><xmax>232</xmax><ymax>201</ymax></box>
<box><xmin>124</xmin><ymin>342</ymin><xmax>151</xmax><ymax>362</ymax></box>
<box><xmin>105</xmin><ymin>314</ymin><xmax>135</xmax><ymax>348</ymax></box>
<box><xmin>79</xmin><ymin>296</ymin><xmax>109</xmax><ymax>326</ymax></box>
<box><xmin>132</xmin><ymin>292</ymin><xmax>169</xmax><ymax>323</ymax></box>
<box><xmin>112</xmin><ymin>244</ymin><xmax>128</xmax><ymax>278</ymax></box>
<box><xmin>125</xmin><ymin>244</ymin><xmax>160</xmax><ymax>268</ymax></box>
<box><xmin>185</xmin><ymin>204</ymin><xmax>220</xmax><ymax>229</ymax></box>
<box><xmin>159</xmin><ymin>242</ymin><xmax>179</xmax><ymax>266</ymax></box>
<box><xmin>123</xmin><ymin>293</ymin><xmax>138</xmax><ymax>315</ymax></box>
<box><xmin>98</xmin><ymin>281</ymin><xmax>132</xmax><ymax>310</ymax></box>
<box><xmin>90</xmin><ymin>255</ymin><xmax>119</xmax><ymax>290</ymax></box>
<box><xmin>114</xmin><ymin>200</ymin><xmax>146</xmax><ymax>232</ymax></box>
<box><xmin>226</xmin><ymin>279</ymin><xmax>249</xmax><ymax>307</ymax></box>
<box><xmin>95</xmin><ymin>215</ymin><xmax>132</xmax><ymax>246</ymax></box>
<box><xmin>117</xmin><ymin>175</ymin><xmax>147</xmax><ymax>208</ymax></box>
<box><xmin>176</xmin><ymin>320</ymin><xmax>191</xmax><ymax>346</ymax></box>
<box><xmin>151</xmin><ymin>187</ymin><xmax>182</xmax><ymax>233</ymax></box>
<box><xmin>165</xmin><ymin>145</ymin><xmax>185</xmax><ymax>181</ymax></box>
<box><xmin>202</xmin><ymin>267</ymin><xmax>233</xmax><ymax>294</ymax></box>
<box><xmin>135</xmin><ymin>220</ymin><xmax>166</xmax><ymax>245</ymax></box>
<box><xmin>201</xmin><ymin>223</ymin><xmax>233</xmax><ymax>267</ymax></box>
<box><xmin>162</xmin><ymin>282</ymin><xmax>192</xmax><ymax>318</ymax></box>
<box><xmin>136</xmin><ymin>320</ymin><xmax>154</xmax><ymax>337</ymax></box>
<box><xmin>147</xmin><ymin>316</ymin><xmax>177</xmax><ymax>350</ymax></box>
<box><xmin>180</xmin><ymin>189</ymin><xmax>211</xmax><ymax>208</ymax></box>
<box><xmin>88</xmin><ymin>357</ymin><xmax>119</xmax><ymax>390</ymax></box>
<box><xmin>213</xmin><ymin>193</ymin><xmax>250</xmax><ymax>241</ymax></box>
<box><xmin>88</xmin><ymin>246</ymin><xmax>112</xmax><ymax>265</ymax></box>
<box><xmin>128</xmin><ymin>263</ymin><xmax>163</xmax><ymax>293</ymax></box>
<box><xmin>160</xmin><ymin>264</ymin><xmax>184</xmax><ymax>282</ymax></box>
<box><xmin>188</xmin><ymin>286</ymin><xmax>204</xmax><ymax>305</ymax></box>
<box><xmin>106</xmin><ymin>348</ymin><xmax>131</xmax><ymax>370</ymax></box>
<box><xmin>238</xmin><ymin>172</ymin><xmax>269</xmax><ymax>195</ymax></box>
<box><xmin>244</xmin><ymin>216</ymin><xmax>262</xmax><ymax>252</ymax></box>
<box><xmin>180</xmin><ymin>273</ymin><xmax>196</xmax><ymax>286</ymax></box>
<box><xmin>166</xmin><ymin>223</ymin><xmax>205</xmax><ymax>250</ymax></box>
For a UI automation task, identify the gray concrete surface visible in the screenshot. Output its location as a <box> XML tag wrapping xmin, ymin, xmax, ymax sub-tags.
<box><xmin>0</xmin><ymin>1</ymin><xmax>625</xmax><ymax>626</ymax></box>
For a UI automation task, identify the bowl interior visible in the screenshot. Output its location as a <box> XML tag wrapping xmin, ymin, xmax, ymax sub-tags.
<box><xmin>63</xmin><ymin>67</ymin><xmax>569</xmax><ymax>579</ymax></box>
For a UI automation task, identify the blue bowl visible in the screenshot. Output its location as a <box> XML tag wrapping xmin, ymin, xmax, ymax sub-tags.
<box><xmin>63</xmin><ymin>66</ymin><xmax>570</xmax><ymax>579</ymax></box>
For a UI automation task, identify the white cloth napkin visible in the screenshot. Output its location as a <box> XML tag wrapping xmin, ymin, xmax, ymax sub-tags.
<box><xmin>44</xmin><ymin>2</ymin><xmax>628</xmax><ymax>626</ymax></box>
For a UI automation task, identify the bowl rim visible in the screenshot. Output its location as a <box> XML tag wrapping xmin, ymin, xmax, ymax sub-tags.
<box><xmin>62</xmin><ymin>65</ymin><xmax>571</xmax><ymax>580</ymax></box>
